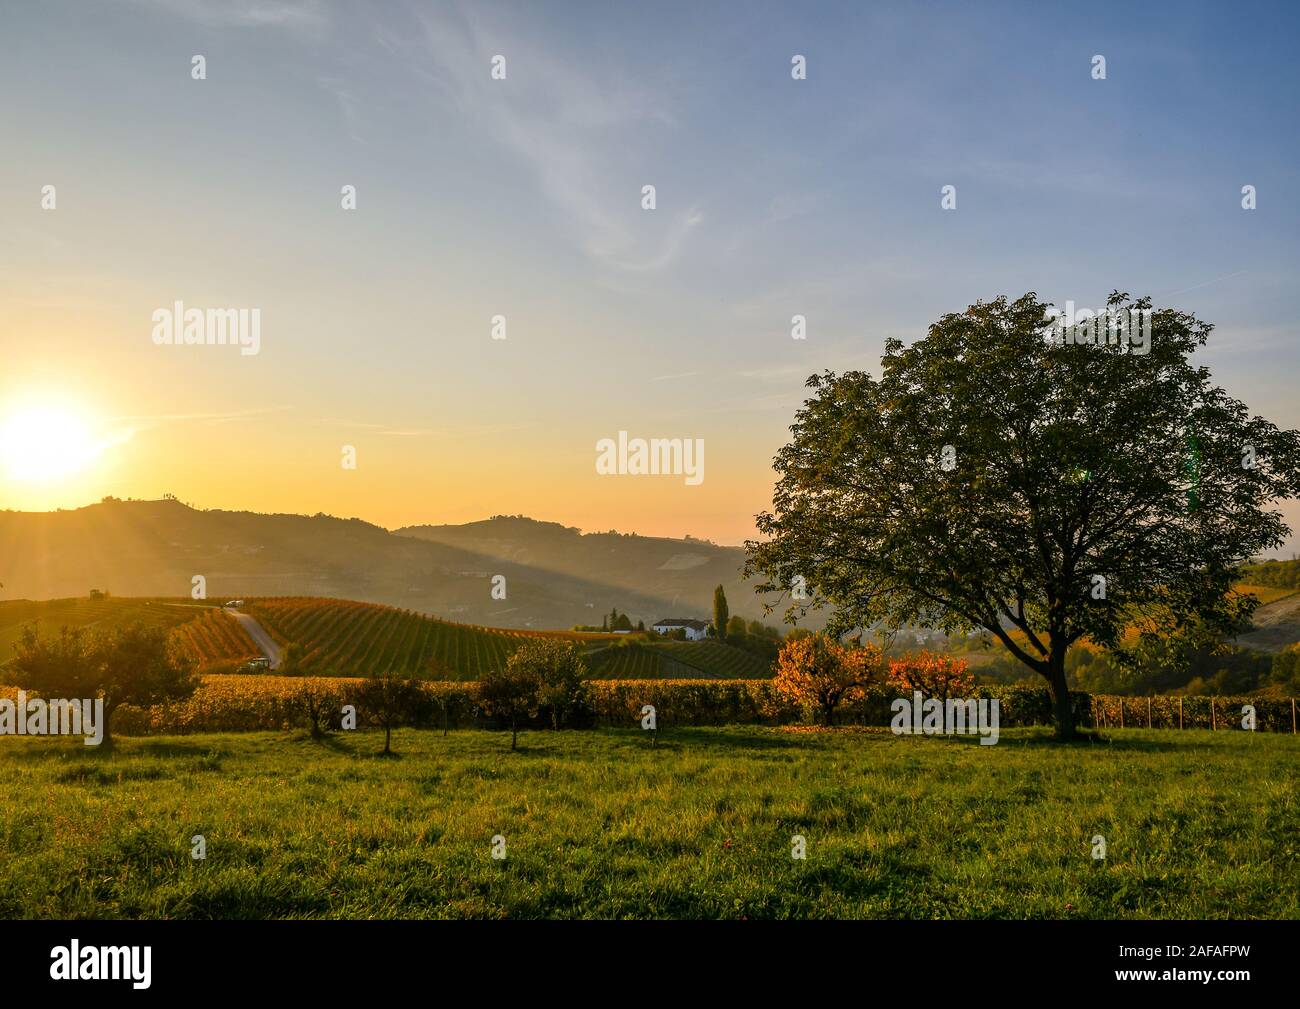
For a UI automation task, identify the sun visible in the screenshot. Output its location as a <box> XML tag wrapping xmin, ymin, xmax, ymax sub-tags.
<box><xmin>0</xmin><ymin>404</ymin><xmax>105</xmax><ymax>481</ymax></box>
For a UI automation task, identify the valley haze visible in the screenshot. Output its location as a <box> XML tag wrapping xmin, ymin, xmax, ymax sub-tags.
<box><xmin>0</xmin><ymin>497</ymin><xmax>797</xmax><ymax>630</ymax></box>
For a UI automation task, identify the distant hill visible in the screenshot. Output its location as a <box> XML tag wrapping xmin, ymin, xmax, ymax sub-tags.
<box><xmin>0</xmin><ymin>500</ymin><xmax>790</xmax><ymax>631</ymax></box>
<box><xmin>393</xmin><ymin>515</ymin><xmax>775</xmax><ymax>629</ymax></box>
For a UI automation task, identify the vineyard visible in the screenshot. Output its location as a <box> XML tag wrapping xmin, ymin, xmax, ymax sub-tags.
<box><xmin>655</xmin><ymin>641</ymin><xmax>772</xmax><ymax>678</ymax></box>
<box><xmin>245</xmin><ymin>597</ymin><xmax>608</xmax><ymax>679</ymax></box>
<box><xmin>171</xmin><ymin>607</ymin><xmax>262</xmax><ymax>667</ymax></box>
<box><xmin>0</xmin><ymin>595</ymin><xmax>773</xmax><ymax>680</ymax></box>
<box><xmin>586</xmin><ymin>641</ymin><xmax>773</xmax><ymax>679</ymax></box>
<box><xmin>0</xmin><ymin>597</ymin><xmax>211</xmax><ymax>665</ymax></box>
<box><xmin>586</xmin><ymin>642</ymin><xmax>701</xmax><ymax>679</ymax></box>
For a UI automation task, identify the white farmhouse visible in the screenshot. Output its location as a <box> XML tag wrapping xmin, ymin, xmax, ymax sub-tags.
<box><xmin>651</xmin><ymin>617</ymin><xmax>711</xmax><ymax>641</ymax></box>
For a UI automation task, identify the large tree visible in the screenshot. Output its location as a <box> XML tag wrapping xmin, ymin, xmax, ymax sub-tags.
<box><xmin>745</xmin><ymin>293</ymin><xmax>1300</xmax><ymax>738</ymax></box>
<box><xmin>12</xmin><ymin>622</ymin><xmax>199</xmax><ymax>746</ymax></box>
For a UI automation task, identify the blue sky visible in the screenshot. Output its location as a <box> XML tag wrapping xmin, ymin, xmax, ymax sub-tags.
<box><xmin>1</xmin><ymin>0</ymin><xmax>1297</xmax><ymax>551</ymax></box>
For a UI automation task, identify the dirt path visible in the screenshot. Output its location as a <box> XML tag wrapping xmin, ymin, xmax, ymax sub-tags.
<box><xmin>1235</xmin><ymin>592</ymin><xmax>1300</xmax><ymax>653</ymax></box>
<box><xmin>226</xmin><ymin>609</ymin><xmax>283</xmax><ymax>669</ymax></box>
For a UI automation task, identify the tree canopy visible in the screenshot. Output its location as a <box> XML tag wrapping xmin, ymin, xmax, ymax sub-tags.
<box><xmin>745</xmin><ymin>292</ymin><xmax>1300</xmax><ymax>737</ymax></box>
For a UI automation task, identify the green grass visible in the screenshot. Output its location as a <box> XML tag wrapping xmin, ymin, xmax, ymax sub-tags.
<box><xmin>0</xmin><ymin>727</ymin><xmax>1295</xmax><ymax>919</ymax></box>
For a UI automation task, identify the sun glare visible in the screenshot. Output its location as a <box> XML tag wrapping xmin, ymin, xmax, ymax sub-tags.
<box><xmin>0</xmin><ymin>405</ymin><xmax>104</xmax><ymax>481</ymax></box>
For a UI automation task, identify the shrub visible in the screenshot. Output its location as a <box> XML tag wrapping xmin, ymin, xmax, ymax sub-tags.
<box><xmin>888</xmin><ymin>651</ymin><xmax>975</xmax><ymax>701</ymax></box>
<box><xmin>773</xmin><ymin>635</ymin><xmax>886</xmax><ymax>726</ymax></box>
<box><xmin>507</xmin><ymin>640</ymin><xmax>592</xmax><ymax>730</ymax></box>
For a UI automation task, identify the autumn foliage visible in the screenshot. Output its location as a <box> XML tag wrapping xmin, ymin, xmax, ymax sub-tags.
<box><xmin>773</xmin><ymin>634</ymin><xmax>886</xmax><ymax>726</ymax></box>
<box><xmin>887</xmin><ymin>651</ymin><xmax>974</xmax><ymax>701</ymax></box>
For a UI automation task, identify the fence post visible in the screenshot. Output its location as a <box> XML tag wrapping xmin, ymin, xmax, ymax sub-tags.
<box><xmin>1178</xmin><ymin>696</ymin><xmax>1183</xmax><ymax>730</ymax></box>
<box><xmin>1211</xmin><ymin>697</ymin><xmax>1216</xmax><ymax>731</ymax></box>
<box><xmin>1292</xmin><ymin>697</ymin><xmax>1296</xmax><ymax>735</ymax></box>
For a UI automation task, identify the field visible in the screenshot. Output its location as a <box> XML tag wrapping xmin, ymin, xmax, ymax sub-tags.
<box><xmin>0</xmin><ymin>726</ymin><xmax>1293</xmax><ymax>918</ymax></box>
<box><xmin>0</xmin><ymin>598</ymin><xmax>217</xmax><ymax>661</ymax></box>
<box><xmin>246</xmin><ymin>597</ymin><xmax>610</xmax><ymax>678</ymax></box>
<box><xmin>0</xmin><ymin>598</ymin><xmax>263</xmax><ymax>671</ymax></box>
<box><xmin>0</xmin><ymin>596</ymin><xmax>618</xmax><ymax>679</ymax></box>
<box><xmin>245</xmin><ymin>598</ymin><xmax>769</xmax><ymax>679</ymax></box>
<box><xmin>657</xmin><ymin>640</ymin><xmax>772</xmax><ymax>677</ymax></box>
<box><xmin>586</xmin><ymin>640</ymin><xmax>771</xmax><ymax>679</ymax></box>
<box><xmin>1234</xmin><ymin>584</ymin><xmax>1300</xmax><ymax>606</ymax></box>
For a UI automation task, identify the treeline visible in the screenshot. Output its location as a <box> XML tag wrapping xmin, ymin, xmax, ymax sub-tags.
<box><xmin>17</xmin><ymin>675</ymin><xmax>1292</xmax><ymax>738</ymax></box>
<box><xmin>1239</xmin><ymin>557</ymin><xmax>1300</xmax><ymax>590</ymax></box>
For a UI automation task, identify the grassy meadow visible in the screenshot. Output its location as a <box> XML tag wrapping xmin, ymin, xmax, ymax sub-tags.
<box><xmin>0</xmin><ymin>726</ymin><xmax>1295</xmax><ymax>919</ymax></box>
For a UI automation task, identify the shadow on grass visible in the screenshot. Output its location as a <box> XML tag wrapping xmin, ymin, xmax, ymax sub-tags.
<box><xmin>950</xmin><ymin>728</ymin><xmax>1241</xmax><ymax>753</ymax></box>
<box><xmin>1</xmin><ymin>737</ymin><xmax>229</xmax><ymax>762</ymax></box>
<box><xmin>132</xmin><ymin>739</ymin><xmax>232</xmax><ymax>760</ymax></box>
<box><xmin>649</xmin><ymin>727</ymin><xmax>825</xmax><ymax>751</ymax></box>
<box><xmin>288</xmin><ymin>730</ymin><xmax>354</xmax><ymax>754</ymax></box>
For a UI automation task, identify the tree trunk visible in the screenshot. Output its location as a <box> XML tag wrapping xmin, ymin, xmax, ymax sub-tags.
<box><xmin>1046</xmin><ymin>648</ymin><xmax>1076</xmax><ymax>740</ymax></box>
<box><xmin>99</xmin><ymin>700</ymin><xmax>120</xmax><ymax>749</ymax></box>
<box><xmin>384</xmin><ymin>722</ymin><xmax>392</xmax><ymax>754</ymax></box>
<box><xmin>511</xmin><ymin>717</ymin><xmax>518</xmax><ymax>751</ymax></box>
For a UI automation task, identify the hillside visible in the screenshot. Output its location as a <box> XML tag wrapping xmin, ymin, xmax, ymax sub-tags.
<box><xmin>0</xmin><ymin>597</ymin><xmax>259</xmax><ymax>669</ymax></box>
<box><xmin>247</xmin><ymin>597</ymin><xmax>773</xmax><ymax>680</ymax></box>
<box><xmin>392</xmin><ymin>515</ymin><xmax>768</xmax><ymax>628</ymax></box>
<box><xmin>0</xmin><ymin>499</ymin><xmax>783</xmax><ymax>631</ymax></box>
<box><xmin>0</xmin><ymin>593</ymin><xmax>774</xmax><ymax>680</ymax></box>
<box><xmin>586</xmin><ymin>639</ymin><xmax>773</xmax><ymax>679</ymax></box>
<box><xmin>245</xmin><ymin>597</ymin><xmax>603</xmax><ymax>679</ymax></box>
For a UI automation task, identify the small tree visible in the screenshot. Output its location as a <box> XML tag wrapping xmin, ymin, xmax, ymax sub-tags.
<box><xmin>356</xmin><ymin>672</ymin><xmax>423</xmax><ymax>755</ymax></box>
<box><xmin>11</xmin><ymin>622</ymin><xmax>199</xmax><ymax>747</ymax></box>
<box><xmin>478</xmin><ymin>664</ymin><xmax>539</xmax><ymax>751</ymax></box>
<box><xmin>507</xmin><ymin>639</ymin><xmax>591</xmax><ymax>730</ymax></box>
<box><xmin>713</xmin><ymin>585</ymin><xmax>730</xmax><ymax>642</ymax></box>
<box><xmin>888</xmin><ymin>651</ymin><xmax>974</xmax><ymax>702</ymax></box>
<box><xmin>726</xmin><ymin>615</ymin><xmax>747</xmax><ymax>640</ymax></box>
<box><xmin>773</xmin><ymin>634</ymin><xmax>883</xmax><ymax>726</ymax></box>
<box><xmin>293</xmin><ymin>678</ymin><xmax>336</xmax><ymax>738</ymax></box>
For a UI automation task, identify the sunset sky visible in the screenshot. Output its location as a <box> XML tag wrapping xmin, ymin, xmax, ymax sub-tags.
<box><xmin>1</xmin><ymin>0</ymin><xmax>1298</xmax><ymax>550</ymax></box>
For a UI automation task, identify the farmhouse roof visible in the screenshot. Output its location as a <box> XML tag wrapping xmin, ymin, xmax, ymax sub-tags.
<box><xmin>652</xmin><ymin>618</ymin><xmax>709</xmax><ymax>630</ymax></box>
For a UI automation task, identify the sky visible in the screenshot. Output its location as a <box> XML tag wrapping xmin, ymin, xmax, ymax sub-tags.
<box><xmin>1</xmin><ymin>0</ymin><xmax>1297</xmax><ymax>551</ymax></box>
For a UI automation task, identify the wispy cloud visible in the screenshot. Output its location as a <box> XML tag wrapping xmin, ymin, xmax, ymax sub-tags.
<box><xmin>387</xmin><ymin>2</ymin><xmax>700</xmax><ymax>273</ymax></box>
<box><xmin>117</xmin><ymin>405</ymin><xmax>292</xmax><ymax>426</ymax></box>
<box><xmin>653</xmin><ymin>371</ymin><xmax>701</xmax><ymax>382</ymax></box>
<box><xmin>132</xmin><ymin>0</ymin><xmax>328</xmax><ymax>29</ymax></box>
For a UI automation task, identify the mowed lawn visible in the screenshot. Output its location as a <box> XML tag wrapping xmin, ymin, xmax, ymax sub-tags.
<box><xmin>0</xmin><ymin>727</ymin><xmax>1295</xmax><ymax>919</ymax></box>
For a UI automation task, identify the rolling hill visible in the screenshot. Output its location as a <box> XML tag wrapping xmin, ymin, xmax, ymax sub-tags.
<box><xmin>0</xmin><ymin>499</ymin><xmax>786</xmax><ymax>631</ymax></box>
<box><xmin>0</xmin><ymin>594</ymin><xmax>772</xmax><ymax>680</ymax></box>
<box><xmin>0</xmin><ymin>597</ymin><xmax>260</xmax><ymax>669</ymax></box>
